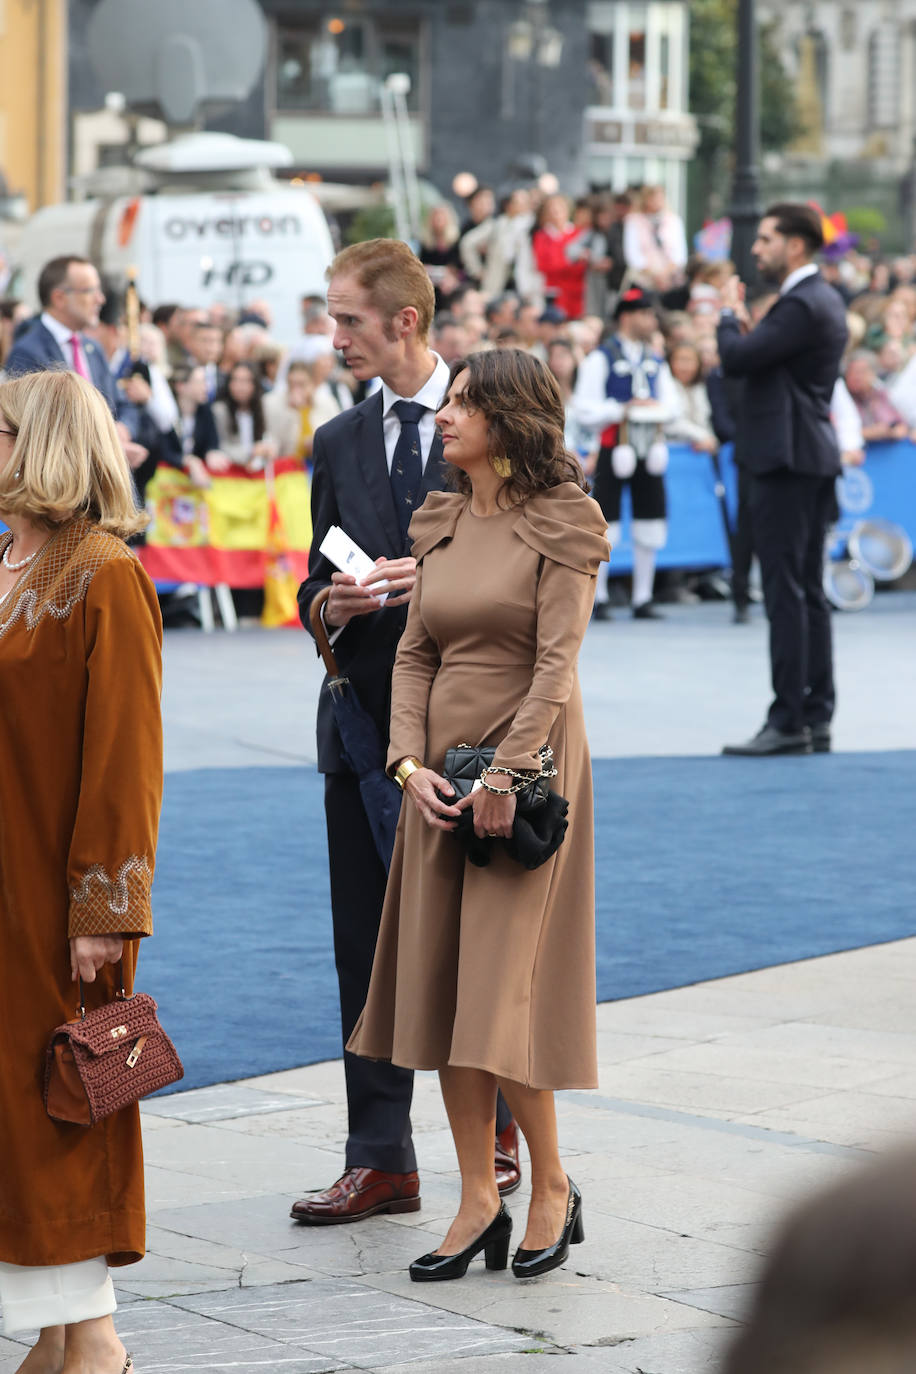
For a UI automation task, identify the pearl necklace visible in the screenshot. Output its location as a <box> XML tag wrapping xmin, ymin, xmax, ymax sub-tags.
<box><xmin>2</xmin><ymin>542</ymin><xmax>40</xmax><ymax>571</ymax></box>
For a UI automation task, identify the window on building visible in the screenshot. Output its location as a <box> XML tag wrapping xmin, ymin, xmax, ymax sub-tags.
<box><xmin>658</xmin><ymin>33</ymin><xmax>670</xmax><ymax>110</ymax></box>
<box><xmin>587</xmin><ymin>2</ymin><xmax>616</xmax><ymax>106</ymax></box>
<box><xmin>275</xmin><ymin>17</ymin><xmax>421</xmax><ymax>115</ymax></box>
<box><xmin>628</xmin><ymin>4</ymin><xmax>648</xmax><ymax>110</ymax></box>
<box><xmin>839</xmin><ymin>7</ymin><xmax>857</xmax><ymax>52</ymax></box>
<box><xmin>868</xmin><ymin>20</ymin><xmax>900</xmax><ymax>130</ymax></box>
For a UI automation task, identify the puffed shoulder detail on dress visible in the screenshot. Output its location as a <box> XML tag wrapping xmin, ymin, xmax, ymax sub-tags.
<box><xmin>513</xmin><ymin>482</ymin><xmax>610</xmax><ymax>574</ymax></box>
<box><xmin>407</xmin><ymin>491</ymin><xmax>468</xmax><ymax>561</ymax></box>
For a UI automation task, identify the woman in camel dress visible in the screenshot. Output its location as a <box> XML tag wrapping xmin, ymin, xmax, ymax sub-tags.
<box><xmin>0</xmin><ymin>371</ymin><xmax>162</xmax><ymax>1374</ymax></box>
<box><xmin>349</xmin><ymin>349</ymin><xmax>608</xmax><ymax>1281</ymax></box>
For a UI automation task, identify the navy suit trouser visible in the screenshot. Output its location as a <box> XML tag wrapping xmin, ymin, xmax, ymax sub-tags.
<box><xmin>749</xmin><ymin>470</ymin><xmax>836</xmax><ymax>734</ymax></box>
<box><xmin>325</xmin><ymin>771</ymin><xmax>417</xmax><ymax>1174</ymax></box>
<box><xmin>324</xmin><ymin>771</ymin><xmax>512</xmax><ymax>1175</ymax></box>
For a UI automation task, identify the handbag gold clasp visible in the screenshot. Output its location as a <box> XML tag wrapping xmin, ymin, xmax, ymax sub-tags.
<box><xmin>126</xmin><ymin>1035</ymin><xmax>147</xmax><ymax>1069</ymax></box>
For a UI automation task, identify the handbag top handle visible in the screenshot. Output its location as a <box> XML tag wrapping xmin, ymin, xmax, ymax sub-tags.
<box><xmin>78</xmin><ymin>959</ymin><xmax>127</xmax><ymax>1020</ymax></box>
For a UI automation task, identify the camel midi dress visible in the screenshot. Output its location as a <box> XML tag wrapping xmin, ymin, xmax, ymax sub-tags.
<box><xmin>0</xmin><ymin>519</ymin><xmax>162</xmax><ymax>1269</ymax></box>
<box><xmin>348</xmin><ymin>482</ymin><xmax>609</xmax><ymax>1089</ymax></box>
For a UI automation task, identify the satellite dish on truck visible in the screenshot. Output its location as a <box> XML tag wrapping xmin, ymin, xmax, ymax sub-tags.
<box><xmin>12</xmin><ymin>133</ymin><xmax>335</xmax><ymax>344</ymax></box>
<box><xmin>87</xmin><ymin>0</ymin><xmax>268</xmax><ymax>125</ymax></box>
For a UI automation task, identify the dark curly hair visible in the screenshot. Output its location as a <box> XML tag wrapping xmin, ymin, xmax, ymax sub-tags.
<box><xmin>440</xmin><ymin>349</ymin><xmax>588</xmax><ymax>502</ymax></box>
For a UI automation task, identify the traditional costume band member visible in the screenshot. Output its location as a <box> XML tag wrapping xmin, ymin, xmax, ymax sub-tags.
<box><xmin>571</xmin><ymin>287</ymin><xmax>679</xmax><ymax>618</ymax></box>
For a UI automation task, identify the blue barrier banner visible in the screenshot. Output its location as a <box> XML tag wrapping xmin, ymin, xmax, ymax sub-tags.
<box><xmin>608</xmin><ymin>442</ymin><xmax>737</xmax><ymax>574</ymax></box>
<box><xmin>609</xmin><ymin>441</ymin><xmax>916</xmax><ymax>574</ymax></box>
<box><xmin>829</xmin><ymin>440</ymin><xmax>916</xmax><ymax>558</ymax></box>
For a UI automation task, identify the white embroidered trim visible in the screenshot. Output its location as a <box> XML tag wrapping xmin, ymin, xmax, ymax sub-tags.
<box><xmin>70</xmin><ymin>855</ymin><xmax>152</xmax><ymax>917</ymax></box>
<box><xmin>0</xmin><ymin>569</ymin><xmax>95</xmax><ymax>641</ymax></box>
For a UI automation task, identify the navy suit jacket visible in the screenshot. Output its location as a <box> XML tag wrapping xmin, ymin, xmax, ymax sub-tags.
<box><xmin>716</xmin><ymin>272</ymin><xmax>848</xmax><ymax>477</ymax></box>
<box><xmin>5</xmin><ymin>319</ymin><xmax>119</xmax><ymax>413</ymax></box>
<box><xmin>297</xmin><ymin>391</ymin><xmax>447</xmax><ymax>774</ymax></box>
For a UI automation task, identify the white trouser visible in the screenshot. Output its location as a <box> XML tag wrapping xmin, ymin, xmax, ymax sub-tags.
<box><xmin>631</xmin><ymin>518</ymin><xmax>667</xmax><ymax>608</ymax></box>
<box><xmin>595</xmin><ymin>523</ymin><xmax>620</xmax><ymax>605</ymax></box>
<box><xmin>0</xmin><ymin>1257</ymin><xmax>115</xmax><ymax>1336</ymax></box>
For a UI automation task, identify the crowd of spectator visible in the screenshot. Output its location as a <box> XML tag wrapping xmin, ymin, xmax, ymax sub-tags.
<box><xmin>2</xmin><ymin>180</ymin><xmax>914</xmax><ymax>612</ymax></box>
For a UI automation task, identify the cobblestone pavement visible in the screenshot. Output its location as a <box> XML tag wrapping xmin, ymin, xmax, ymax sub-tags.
<box><xmin>2</xmin><ymin>594</ymin><xmax>913</xmax><ymax>1372</ymax></box>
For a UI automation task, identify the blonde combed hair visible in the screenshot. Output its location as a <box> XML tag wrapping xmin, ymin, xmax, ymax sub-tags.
<box><xmin>0</xmin><ymin>369</ymin><xmax>147</xmax><ymax>537</ymax></box>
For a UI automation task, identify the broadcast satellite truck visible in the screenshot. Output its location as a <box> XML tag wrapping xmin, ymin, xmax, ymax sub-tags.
<box><xmin>13</xmin><ymin>134</ymin><xmax>338</xmax><ymax>345</ymax></box>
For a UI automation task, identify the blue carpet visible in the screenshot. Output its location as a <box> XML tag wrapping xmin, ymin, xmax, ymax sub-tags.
<box><xmin>145</xmin><ymin>755</ymin><xmax>916</xmax><ymax>1092</ymax></box>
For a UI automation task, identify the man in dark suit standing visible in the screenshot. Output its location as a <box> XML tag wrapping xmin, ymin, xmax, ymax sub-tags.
<box><xmin>5</xmin><ymin>256</ymin><xmax>118</xmax><ymax>412</ymax></box>
<box><xmin>718</xmin><ymin>204</ymin><xmax>848</xmax><ymax>756</ymax></box>
<box><xmin>292</xmin><ymin>239</ymin><xmax>519</xmax><ymax>1226</ymax></box>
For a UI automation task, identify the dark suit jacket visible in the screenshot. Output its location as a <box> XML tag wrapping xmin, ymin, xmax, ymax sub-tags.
<box><xmin>297</xmin><ymin>392</ymin><xmax>447</xmax><ymax>774</ymax></box>
<box><xmin>160</xmin><ymin>404</ymin><xmax>220</xmax><ymax>468</ymax></box>
<box><xmin>716</xmin><ymin>272</ymin><xmax>848</xmax><ymax>477</ymax></box>
<box><xmin>5</xmin><ymin>319</ymin><xmax>119</xmax><ymax>413</ymax></box>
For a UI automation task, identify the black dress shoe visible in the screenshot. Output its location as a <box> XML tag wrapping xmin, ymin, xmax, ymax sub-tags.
<box><xmin>722</xmin><ymin>725</ymin><xmax>812</xmax><ymax>756</ymax></box>
<box><xmin>512</xmin><ymin>1178</ymin><xmax>584</xmax><ymax>1279</ymax></box>
<box><xmin>409</xmin><ymin>1205</ymin><xmax>512</xmax><ymax>1282</ymax></box>
<box><xmin>632</xmin><ymin>601</ymin><xmax>664</xmax><ymax>620</ymax></box>
<box><xmin>591</xmin><ymin>601</ymin><xmax>612</xmax><ymax>622</ymax></box>
<box><xmin>732</xmin><ymin>604</ymin><xmax>750</xmax><ymax>624</ymax></box>
<box><xmin>809</xmin><ymin>723</ymin><xmax>832</xmax><ymax>753</ymax></box>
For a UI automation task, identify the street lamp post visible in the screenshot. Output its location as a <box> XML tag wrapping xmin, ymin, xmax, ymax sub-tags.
<box><xmin>728</xmin><ymin>0</ymin><xmax>763</xmax><ymax>284</ymax></box>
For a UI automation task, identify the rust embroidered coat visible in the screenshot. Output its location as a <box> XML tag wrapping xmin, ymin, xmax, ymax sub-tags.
<box><xmin>0</xmin><ymin>518</ymin><xmax>163</xmax><ymax>1267</ymax></box>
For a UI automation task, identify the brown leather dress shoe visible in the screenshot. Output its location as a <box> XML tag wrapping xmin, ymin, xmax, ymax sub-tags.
<box><xmin>290</xmin><ymin>1167</ymin><xmax>420</xmax><ymax>1225</ymax></box>
<box><xmin>495</xmin><ymin>1121</ymin><xmax>522</xmax><ymax>1196</ymax></box>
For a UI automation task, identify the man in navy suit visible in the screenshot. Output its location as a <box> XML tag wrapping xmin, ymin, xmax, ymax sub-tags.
<box><xmin>5</xmin><ymin>256</ymin><xmax>118</xmax><ymax>412</ymax></box>
<box><xmin>292</xmin><ymin>239</ymin><xmax>519</xmax><ymax>1225</ymax></box>
<box><xmin>717</xmin><ymin>205</ymin><xmax>848</xmax><ymax>756</ymax></box>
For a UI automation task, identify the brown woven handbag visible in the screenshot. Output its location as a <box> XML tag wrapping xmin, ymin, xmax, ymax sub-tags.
<box><xmin>43</xmin><ymin>964</ymin><xmax>183</xmax><ymax>1126</ymax></box>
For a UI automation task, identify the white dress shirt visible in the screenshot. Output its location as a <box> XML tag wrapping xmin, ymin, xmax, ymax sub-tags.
<box><xmin>888</xmin><ymin>353</ymin><xmax>916</xmax><ymax>427</ymax></box>
<box><xmin>40</xmin><ymin>311</ymin><xmax>82</xmax><ymax>360</ymax></box>
<box><xmin>322</xmin><ymin>351</ymin><xmax>450</xmax><ymax>645</ymax></box>
<box><xmin>780</xmin><ymin>263</ymin><xmax>819</xmax><ymax>295</ymax></box>
<box><xmin>831</xmin><ymin>377</ymin><xmax>864</xmax><ymax>453</ymax></box>
<box><xmin>380</xmin><ymin>352</ymin><xmax>451</xmax><ymax>471</ymax></box>
<box><xmin>571</xmin><ymin>337</ymin><xmax>680</xmax><ymax>434</ymax></box>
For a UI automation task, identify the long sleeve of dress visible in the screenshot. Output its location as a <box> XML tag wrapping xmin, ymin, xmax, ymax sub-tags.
<box><xmin>386</xmin><ymin>564</ymin><xmax>441</xmax><ymax>772</ymax></box>
<box><xmin>67</xmin><ymin>558</ymin><xmax>163</xmax><ymax>939</ymax></box>
<box><xmin>492</xmin><ymin>556</ymin><xmax>596</xmax><ymax>773</ymax></box>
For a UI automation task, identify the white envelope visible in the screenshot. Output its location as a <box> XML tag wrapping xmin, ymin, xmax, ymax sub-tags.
<box><xmin>318</xmin><ymin>526</ymin><xmax>389</xmax><ymax>604</ymax></box>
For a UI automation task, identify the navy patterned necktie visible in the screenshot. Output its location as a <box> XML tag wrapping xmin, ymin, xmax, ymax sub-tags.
<box><xmin>390</xmin><ymin>399</ymin><xmax>425</xmax><ymax>548</ymax></box>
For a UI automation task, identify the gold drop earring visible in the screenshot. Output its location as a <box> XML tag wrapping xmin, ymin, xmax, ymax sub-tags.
<box><xmin>490</xmin><ymin>456</ymin><xmax>512</xmax><ymax>478</ymax></box>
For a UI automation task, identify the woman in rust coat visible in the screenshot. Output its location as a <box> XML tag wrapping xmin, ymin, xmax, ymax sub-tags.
<box><xmin>0</xmin><ymin>371</ymin><xmax>162</xmax><ymax>1374</ymax></box>
<box><xmin>349</xmin><ymin>350</ymin><xmax>608</xmax><ymax>1281</ymax></box>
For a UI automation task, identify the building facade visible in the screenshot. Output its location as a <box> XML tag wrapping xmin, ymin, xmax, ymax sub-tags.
<box><xmin>63</xmin><ymin>0</ymin><xmax>695</xmax><ymax>216</ymax></box>
<box><xmin>756</xmin><ymin>0</ymin><xmax>916</xmax><ymax>248</ymax></box>
<box><xmin>0</xmin><ymin>0</ymin><xmax>67</xmax><ymax>214</ymax></box>
<box><xmin>758</xmin><ymin>0</ymin><xmax>916</xmax><ymax>169</ymax></box>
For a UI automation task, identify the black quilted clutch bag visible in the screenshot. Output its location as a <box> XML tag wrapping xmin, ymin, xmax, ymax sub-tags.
<box><xmin>440</xmin><ymin>743</ymin><xmax>553</xmax><ymax>811</ymax></box>
<box><xmin>439</xmin><ymin>743</ymin><xmax>569</xmax><ymax>871</ymax></box>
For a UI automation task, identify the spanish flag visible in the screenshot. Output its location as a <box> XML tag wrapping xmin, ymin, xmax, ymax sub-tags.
<box><xmin>139</xmin><ymin>458</ymin><xmax>312</xmax><ymax>601</ymax></box>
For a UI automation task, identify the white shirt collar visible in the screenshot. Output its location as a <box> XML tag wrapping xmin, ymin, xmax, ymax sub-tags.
<box><xmin>780</xmin><ymin>263</ymin><xmax>819</xmax><ymax>296</ymax></box>
<box><xmin>381</xmin><ymin>352</ymin><xmax>450</xmax><ymax>419</ymax></box>
<box><xmin>41</xmin><ymin>311</ymin><xmax>80</xmax><ymax>352</ymax></box>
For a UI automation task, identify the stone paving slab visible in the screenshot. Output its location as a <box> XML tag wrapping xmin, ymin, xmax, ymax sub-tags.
<box><xmin>369</xmin><ymin>1328</ymin><xmax>734</xmax><ymax>1373</ymax></box>
<box><xmin>6</xmin><ymin>942</ymin><xmax>916</xmax><ymax>1372</ymax></box>
<box><xmin>144</xmin><ymin>1083</ymin><xmax>327</xmax><ymax>1124</ymax></box>
<box><xmin>172</xmin><ymin>1280</ymin><xmax>531</xmax><ymax>1366</ymax></box>
<box><xmin>357</xmin><ymin>1266</ymin><xmax>732</xmax><ymax>1349</ymax></box>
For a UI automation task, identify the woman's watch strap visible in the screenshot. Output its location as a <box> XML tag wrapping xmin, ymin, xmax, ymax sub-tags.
<box><xmin>393</xmin><ymin>756</ymin><xmax>423</xmax><ymax>790</ymax></box>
